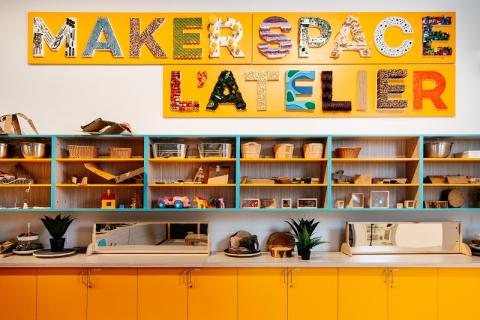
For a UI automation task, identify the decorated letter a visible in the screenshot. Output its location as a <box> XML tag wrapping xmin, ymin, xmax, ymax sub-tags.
<box><xmin>206</xmin><ymin>71</ymin><xmax>246</xmax><ymax>111</ymax></box>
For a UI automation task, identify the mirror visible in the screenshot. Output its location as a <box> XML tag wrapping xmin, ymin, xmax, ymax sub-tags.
<box><xmin>343</xmin><ymin>221</ymin><xmax>467</xmax><ymax>255</ymax></box>
<box><xmin>92</xmin><ymin>222</ymin><xmax>209</xmax><ymax>254</ymax></box>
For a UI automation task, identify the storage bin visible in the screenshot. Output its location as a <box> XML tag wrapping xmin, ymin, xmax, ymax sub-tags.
<box><xmin>198</xmin><ymin>143</ymin><xmax>232</xmax><ymax>159</ymax></box>
<box><xmin>274</xmin><ymin>144</ymin><xmax>294</xmax><ymax>159</ymax></box>
<box><xmin>241</xmin><ymin>142</ymin><xmax>261</xmax><ymax>158</ymax></box>
<box><xmin>335</xmin><ymin>147</ymin><xmax>361</xmax><ymax>158</ymax></box>
<box><xmin>68</xmin><ymin>145</ymin><xmax>98</xmax><ymax>158</ymax></box>
<box><xmin>151</xmin><ymin>143</ymin><xmax>187</xmax><ymax>159</ymax></box>
<box><xmin>303</xmin><ymin>143</ymin><xmax>324</xmax><ymax>159</ymax></box>
<box><xmin>108</xmin><ymin>147</ymin><xmax>132</xmax><ymax>158</ymax></box>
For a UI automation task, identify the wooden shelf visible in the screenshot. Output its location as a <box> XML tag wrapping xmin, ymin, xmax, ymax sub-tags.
<box><xmin>149</xmin><ymin>158</ymin><xmax>236</xmax><ymax>163</ymax></box>
<box><xmin>332</xmin><ymin>158</ymin><xmax>419</xmax><ymax>163</ymax></box>
<box><xmin>0</xmin><ymin>158</ymin><xmax>51</xmax><ymax>163</ymax></box>
<box><xmin>0</xmin><ymin>184</ymin><xmax>51</xmax><ymax>188</ymax></box>
<box><xmin>240</xmin><ymin>158</ymin><xmax>327</xmax><ymax>163</ymax></box>
<box><xmin>240</xmin><ymin>184</ymin><xmax>326</xmax><ymax>187</ymax></box>
<box><xmin>424</xmin><ymin>183</ymin><xmax>480</xmax><ymax>187</ymax></box>
<box><xmin>424</xmin><ymin>158</ymin><xmax>480</xmax><ymax>163</ymax></box>
<box><xmin>332</xmin><ymin>183</ymin><xmax>419</xmax><ymax>187</ymax></box>
<box><xmin>56</xmin><ymin>158</ymin><xmax>144</xmax><ymax>162</ymax></box>
<box><xmin>56</xmin><ymin>184</ymin><xmax>143</xmax><ymax>188</ymax></box>
<box><xmin>149</xmin><ymin>184</ymin><xmax>236</xmax><ymax>187</ymax></box>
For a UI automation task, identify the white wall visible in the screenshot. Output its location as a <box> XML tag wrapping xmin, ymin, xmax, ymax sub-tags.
<box><xmin>1</xmin><ymin>0</ymin><xmax>479</xmax><ymax>251</ymax></box>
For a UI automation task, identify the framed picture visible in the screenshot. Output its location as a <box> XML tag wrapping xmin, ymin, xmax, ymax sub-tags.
<box><xmin>347</xmin><ymin>193</ymin><xmax>364</xmax><ymax>208</ymax></box>
<box><xmin>396</xmin><ymin>202</ymin><xmax>404</xmax><ymax>209</ymax></box>
<box><xmin>335</xmin><ymin>200</ymin><xmax>345</xmax><ymax>208</ymax></box>
<box><xmin>240</xmin><ymin>198</ymin><xmax>260</xmax><ymax>209</ymax></box>
<box><xmin>404</xmin><ymin>200</ymin><xmax>416</xmax><ymax>208</ymax></box>
<box><xmin>281</xmin><ymin>198</ymin><xmax>292</xmax><ymax>209</ymax></box>
<box><xmin>370</xmin><ymin>191</ymin><xmax>390</xmax><ymax>208</ymax></box>
<box><xmin>260</xmin><ymin>198</ymin><xmax>276</xmax><ymax>209</ymax></box>
<box><xmin>297</xmin><ymin>198</ymin><xmax>318</xmax><ymax>208</ymax></box>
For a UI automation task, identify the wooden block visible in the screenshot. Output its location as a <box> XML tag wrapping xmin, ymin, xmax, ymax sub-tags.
<box><xmin>354</xmin><ymin>174</ymin><xmax>372</xmax><ymax>184</ymax></box>
<box><xmin>356</xmin><ymin>70</ymin><xmax>368</xmax><ymax>111</ymax></box>
<box><xmin>427</xmin><ymin>176</ymin><xmax>446</xmax><ymax>184</ymax></box>
<box><xmin>447</xmin><ymin>175</ymin><xmax>469</xmax><ymax>184</ymax></box>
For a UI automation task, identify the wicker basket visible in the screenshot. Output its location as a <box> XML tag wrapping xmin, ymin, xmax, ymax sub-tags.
<box><xmin>108</xmin><ymin>147</ymin><xmax>132</xmax><ymax>158</ymax></box>
<box><xmin>303</xmin><ymin>143</ymin><xmax>324</xmax><ymax>159</ymax></box>
<box><xmin>274</xmin><ymin>144</ymin><xmax>294</xmax><ymax>159</ymax></box>
<box><xmin>68</xmin><ymin>145</ymin><xmax>98</xmax><ymax>158</ymax></box>
<box><xmin>241</xmin><ymin>142</ymin><xmax>261</xmax><ymax>159</ymax></box>
<box><xmin>335</xmin><ymin>147</ymin><xmax>361</xmax><ymax>158</ymax></box>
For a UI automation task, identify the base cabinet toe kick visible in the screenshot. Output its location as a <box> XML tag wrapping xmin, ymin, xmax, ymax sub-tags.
<box><xmin>1</xmin><ymin>267</ymin><xmax>478</xmax><ymax>320</ymax></box>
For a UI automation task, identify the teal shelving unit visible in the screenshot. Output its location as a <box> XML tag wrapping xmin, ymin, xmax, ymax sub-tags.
<box><xmin>0</xmin><ymin>134</ymin><xmax>479</xmax><ymax>212</ymax></box>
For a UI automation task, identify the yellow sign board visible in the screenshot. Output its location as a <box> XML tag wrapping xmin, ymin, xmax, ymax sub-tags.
<box><xmin>28</xmin><ymin>12</ymin><xmax>455</xmax><ymax>65</ymax></box>
<box><xmin>163</xmin><ymin>64</ymin><xmax>454</xmax><ymax>117</ymax></box>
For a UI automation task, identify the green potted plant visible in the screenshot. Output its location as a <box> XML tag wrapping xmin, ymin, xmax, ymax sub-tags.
<box><xmin>41</xmin><ymin>214</ymin><xmax>75</xmax><ymax>252</ymax></box>
<box><xmin>286</xmin><ymin>218</ymin><xmax>327</xmax><ymax>260</ymax></box>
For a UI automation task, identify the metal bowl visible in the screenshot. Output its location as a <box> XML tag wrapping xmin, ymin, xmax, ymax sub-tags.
<box><xmin>424</xmin><ymin>141</ymin><xmax>453</xmax><ymax>158</ymax></box>
<box><xmin>20</xmin><ymin>142</ymin><xmax>46</xmax><ymax>159</ymax></box>
<box><xmin>0</xmin><ymin>143</ymin><xmax>7</xmax><ymax>158</ymax></box>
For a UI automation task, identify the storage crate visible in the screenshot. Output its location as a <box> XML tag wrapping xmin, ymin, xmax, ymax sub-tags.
<box><xmin>151</xmin><ymin>143</ymin><xmax>187</xmax><ymax>159</ymax></box>
<box><xmin>108</xmin><ymin>147</ymin><xmax>132</xmax><ymax>158</ymax></box>
<box><xmin>274</xmin><ymin>144</ymin><xmax>294</xmax><ymax>159</ymax></box>
<box><xmin>198</xmin><ymin>143</ymin><xmax>232</xmax><ymax>159</ymax></box>
<box><xmin>68</xmin><ymin>145</ymin><xmax>98</xmax><ymax>158</ymax></box>
<box><xmin>335</xmin><ymin>147</ymin><xmax>361</xmax><ymax>158</ymax></box>
<box><xmin>241</xmin><ymin>142</ymin><xmax>261</xmax><ymax>158</ymax></box>
<box><xmin>303</xmin><ymin>143</ymin><xmax>324</xmax><ymax>159</ymax></box>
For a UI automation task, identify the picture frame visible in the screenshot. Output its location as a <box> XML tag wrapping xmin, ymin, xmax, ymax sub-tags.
<box><xmin>335</xmin><ymin>200</ymin><xmax>345</xmax><ymax>208</ymax></box>
<box><xmin>260</xmin><ymin>198</ymin><xmax>276</xmax><ymax>209</ymax></box>
<box><xmin>297</xmin><ymin>198</ymin><xmax>318</xmax><ymax>208</ymax></box>
<box><xmin>370</xmin><ymin>191</ymin><xmax>390</xmax><ymax>208</ymax></box>
<box><xmin>347</xmin><ymin>193</ymin><xmax>364</xmax><ymax>208</ymax></box>
<box><xmin>240</xmin><ymin>198</ymin><xmax>260</xmax><ymax>209</ymax></box>
<box><xmin>281</xmin><ymin>198</ymin><xmax>292</xmax><ymax>209</ymax></box>
<box><xmin>404</xmin><ymin>200</ymin><xmax>416</xmax><ymax>208</ymax></box>
<box><xmin>396</xmin><ymin>202</ymin><xmax>404</xmax><ymax>209</ymax></box>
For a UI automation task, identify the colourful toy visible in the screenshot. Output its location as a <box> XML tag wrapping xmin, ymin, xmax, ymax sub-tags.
<box><xmin>157</xmin><ymin>196</ymin><xmax>191</xmax><ymax>209</ymax></box>
<box><xmin>193</xmin><ymin>196</ymin><xmax>209</xmax><ymax>208</ymax></box>
<box><xmin>209</xmin><ymin>197</ymin><xmax>225</xmax><ymax>209</ymax></box>
<box><xmin>101</xmin><ymin>189</ymin><xmax>116</xmax><ymax>209</ymax></box>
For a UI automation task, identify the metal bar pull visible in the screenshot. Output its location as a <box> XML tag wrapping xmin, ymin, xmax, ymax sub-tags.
<box><xmin>87</xmin><ymin>269</ymin><xmax>94</xmax><ymax>289</ymax></box>
<box><xmin>281</xmin><ymin>269</ymin><xmax>287</xmax><ymax>284</ymax></box>
<box><xmin>383</xmin><ymin>269</ymin><xmax>387</xmax><ymax>284</ymax></box>
<box><xmin>389</xmin><ymin>269</ymin><xmax>399</xmax><ymax>288</ymax></box>
<box><xmin>80</xmin><ymin>270</ymin><xmax>87</xmax><ymax>287</ymax></box>
<box><xmin>188</xmin><ymin>270</ymin><xmax>194</xmax><ymax>288</ymax></box>
<box><xmin>181</xmin><ymin>270</ymin><xmax>188</xmax><ymax>287</ymax></box>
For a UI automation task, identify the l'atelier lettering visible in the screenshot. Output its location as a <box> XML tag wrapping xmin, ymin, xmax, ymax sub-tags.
<box><xmin>30</xmin><ymin>12</ymin><xmax>454</xmax><ymax>61</ymax></box>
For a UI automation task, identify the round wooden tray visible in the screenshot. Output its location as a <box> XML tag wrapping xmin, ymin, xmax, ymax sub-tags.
<box><xmin>33</xmin><ymin>249</ymin><xmax>76</xmax><ymax>258</ymax></box>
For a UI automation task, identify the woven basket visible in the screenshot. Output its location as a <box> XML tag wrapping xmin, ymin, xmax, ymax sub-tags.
<box><xmin>241</xmin><ymin>142</ymin><xmax>261</xmax><ymax>158</ymax></box>
<box><xmin>274</xmin><ymin>144</ymin><xmax>294</xmax><ymax>159</ymax></box>
<box><xmin>303</xmin><ymin>143</ymin><xmax>324</xmax><ymax>159</ymax></box>
<box><xmin>108</xmin><ymin>147</ymin><xmax>132</xmax><ymax>158</ymax></box>
<box><xmin>68</xmin><ymin>145</ymin><xmax>98</xmax><ymax>158</ymax></box>
<box><xmin>335</xmin><ymin>147</ymin><xmax>361</xmax><ymax>158</ymax></box>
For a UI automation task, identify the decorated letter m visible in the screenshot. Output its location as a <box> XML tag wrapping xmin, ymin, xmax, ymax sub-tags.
<box><xmin>33</xmin><ymin>17</ymin><xmax>76</xmax><ymax>57</ymax></box>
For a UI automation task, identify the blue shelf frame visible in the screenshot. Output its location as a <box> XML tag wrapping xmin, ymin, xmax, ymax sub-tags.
<box><xmin>0</xmin><ymin>133</ymin><xmax>479</xmax><ymax>213</ymax></box>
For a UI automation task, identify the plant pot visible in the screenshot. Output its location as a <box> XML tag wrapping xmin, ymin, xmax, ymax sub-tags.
<box><xmin>49</xmin><ymin>238</ymin><xmax>65</xmax><ymax>252</ymax></box>
<box><xmin>300</xmin><ymin>249</ymin><xmax>311</xmax><ymax>260</ymax></box>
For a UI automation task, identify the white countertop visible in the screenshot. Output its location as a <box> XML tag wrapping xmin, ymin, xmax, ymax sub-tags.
<box><xmin>2</xmin><ymin>252</ymin><xmax>480</xmax><ymax>268</ymax></box>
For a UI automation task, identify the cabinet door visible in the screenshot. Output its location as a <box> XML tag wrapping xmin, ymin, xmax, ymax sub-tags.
<box><xmin>0</xmin><ymin>268</ymin><xmax>36</xmax><ymax>320</ymax></box>
<box><xmin>37</xmin><ymin>268</ymin><xmax>88</xmax><ymax>320</ymax></box>
<box><xmin>188</xmin><ymin>268</ymin><xmax>237</xmax><ymax>320</ymax></box>
<box><xmin>338</xmin><ymin>268</ymin><xmax>387</xmax><ymax>320</ymax></box>
<box><xmin>87</xmin><ymin>268</ymin><xmax>138</xmax><ymax>320</ymax></box>
<box><xmin>288</xmin><ymin>268</ymin><xmax>337</xmax><ymax>320</ymax></box>
<box><xmin>238</xmin><ymin>268</ymin><xmax>287</xmax><ymax>320</ymax></box>
<box><xmin>388</xmin><ymin>268</ymin><xmax>437</xmax><ymax>320</ymax></box>
<box><xmin>138</xmin><ymin>268</ymin><xmax>188</xmax><ymax>320</ymax></box>
<box><xmin>439</xmin><ymin>268</ymin><xmax>480</xmax><ymax>320</ymax></box>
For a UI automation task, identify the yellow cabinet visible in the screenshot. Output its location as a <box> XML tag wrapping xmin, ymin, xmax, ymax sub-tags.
<box><xmin>388</xmin><ymin>268</ymin><xmax>437</xmax><ymax>320</ymax></box>
<box><xmin>439</xmin><ymin>268</ymin><xmax>480</xmax><ymax>320</ymax></box>
<box><xmin>238</xmin><ymin>268</ymin><xmax>287</xmax><ymax>320</ymax></box>
<box><xmin>138</xmin><ymin>268</ymin><xmax>188</xmax><ymax>320</ymax></box>
<box><xmin>37</xmin><ymin>268</ymin><xmax>88</xmax><ymax>320</ymax></box>
<box><xmin>287</xmin><ymin>268</ymin><xmax>337</xmax><ymax>320</ymax></box>
<box><xmin>87</xmin><ymin>268</ymin><xmax>138</xmax><ymax>320</ymax></box>
<box><xmin>0</xmin><ymin>268</ymin><xmax>36</xmax><ymax>320</ymax></box>
<box><xmin>339</xmin><ymin>268</ymin><xmax>388</xmax><ymax>320</ymax></box>
<box><xmin>188</xmin><ymin>268</ymin><xmax>238</xmax><ymax>320</ymax></box>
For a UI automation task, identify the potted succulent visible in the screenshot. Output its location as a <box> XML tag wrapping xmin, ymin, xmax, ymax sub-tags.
<box><xmin>286</xmin><ymin>218</ymin><xmax>327</xmax><ymax>260</ymax></box>
<box><xmin>41</xmin><ymin>214</ymin><xmax>75</xmax><ymax>252</ymax></box>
